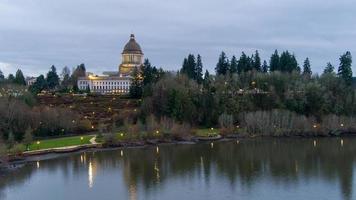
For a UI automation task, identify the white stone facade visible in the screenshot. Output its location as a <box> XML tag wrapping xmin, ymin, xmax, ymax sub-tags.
<box><xmin>78</xmin><ymin>76</ymin><xmax>131</xmax><ymax>94</ymax></box>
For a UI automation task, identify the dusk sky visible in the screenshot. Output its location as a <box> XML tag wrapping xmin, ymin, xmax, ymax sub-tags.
<box><xmin>1</xmin><ymin>0</ymin><xmax>356</xmax><ymax>77</ymax></box>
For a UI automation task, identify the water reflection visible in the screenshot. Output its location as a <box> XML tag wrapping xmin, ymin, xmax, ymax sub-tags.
<box><xmin>0</xmin><ymin>137</ymin><xmax>355</xmax><ymax>200</ymax></box>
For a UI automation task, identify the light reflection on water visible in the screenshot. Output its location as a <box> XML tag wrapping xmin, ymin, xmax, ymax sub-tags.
<box><xmin>0</xmin><ymin>137</ymin><xmax>356</xmax><ymax>200</ymax></box>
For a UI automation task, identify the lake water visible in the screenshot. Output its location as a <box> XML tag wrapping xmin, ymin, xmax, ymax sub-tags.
<box><xmin>0</xmin><ymin>137</ymin><xmax>355</xmax><ymax>200</ymax></box>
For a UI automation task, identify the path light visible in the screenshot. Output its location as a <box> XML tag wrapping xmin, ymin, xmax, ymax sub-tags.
<box><xmin>92</xmin><ymin>112</ymin><xmax>95</xmax><ymax>115</ymax></box>
<box><xmin>313</xmin><ymin>124</ymin><xmax>317</xmax><ymax>129</ymax></box>
<box><xmin>156</xmin><ymin>130</ymin><xmax>160</xmax><ymax>135</ymax></box>
<box><xmin>236</xmin><ymin>125</ymin><xmax>240</xmax><ymax>129</ymax></box>
<box><xmin>340</xmin><ymin>123</ymin><xmax>344</xmax><ymax>127</ymax></box>
<box><xmin>120</xmin><ymin>133</ymin><xmax>124</xmax><ymax>137</ymax></box>
<box><xmin>211</xmin><ymin>128</ymin><xmax>214</xmax><ymax>131</ymax></box>
<box><xmin>72</xmin><ymin>120</ymin><xmax>76</xmax><ymax>124</ymax></box>
<box><xmin>210</xmin><ymin>142</ymin><xmax>214</xmax><ymax>148</ymax></box>
<box><xmin>134</xmin><ymin>109</ymin><xmax>137</xmax><ymax>112</ymax></box>
<box><xmin>81</xmin><ymin>137</ymin><xmax>84</xmax><ymax>141</ymax></box>
<box><xmin>341</xmin><ymin>139</ymin><xmax>344</xmax><ymax>147</ymax></box>
<box><xmin>91</xmin><ymin>125</ymin><xmax>94</xmax><ymax>129</ymax></box>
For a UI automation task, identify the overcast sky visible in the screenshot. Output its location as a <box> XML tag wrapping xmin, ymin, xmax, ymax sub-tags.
<box><xmin>1</xmin><ymin>0</ymin><xmax>356</xmax><ymax>77</ymax></box>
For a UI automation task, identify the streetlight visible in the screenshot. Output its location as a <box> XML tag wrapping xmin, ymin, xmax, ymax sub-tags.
<box><xmin>37</xmin><ymin>141</ymin><xmax>40</xmax><ymax>150</ymax></box>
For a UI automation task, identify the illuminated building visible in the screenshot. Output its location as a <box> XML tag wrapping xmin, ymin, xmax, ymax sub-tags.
<box><xmin>77</xmin><ymin>34</ymin><xmax>143</xmax><ymax>94</ymax></box>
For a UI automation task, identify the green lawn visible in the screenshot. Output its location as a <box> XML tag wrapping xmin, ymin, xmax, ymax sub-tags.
<box><xmin>28</xmin><ymin>135</ymin><xmax>94</xmax><ymax>151</ymax></box>
<box><xmin>195</xmin><ymin>128</ymin><xmax>219</xmax><ymax>137</ymax></box>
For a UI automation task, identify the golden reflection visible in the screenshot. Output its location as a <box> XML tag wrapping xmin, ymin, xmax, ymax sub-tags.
<box><xmin>236</xmin><ymin>140</ymin><xmax>239</xmax><ymax>144</ymax></box>
<box><xmin>80</xmin><ymin>155</ymin><xmax>83</xmax><ymax>163</ymax></box>
<box><xmin>200</xmin><ymin>156</ymin><xmax>204</xmax><ymax>170</ymax></box>
<box><xmin>313</xmin><ymin>140</ymin><xmax>317</xmax><ymax>147</ymax></box>
<box><xmin>36</xmin><ymin>161</ymin><xmax>40</xmax><ymax>169</ymax></box>
<box><xmin>210</xmin><ymin>142</ymin><xmax>214</xmax><ymax>148</ymax></box>
<box><xmin>121</xmin><ymin>150</ymin><xmax>124</xmax><ymax>157</ymax></box>
<box><xmin>154</xmin><ymin>160</ymin><xmax>160</xmax><ymax>183</ymax></box>
<box><xmin>88</xmin><ymin>161</ymin><xmax>95</xmax><ymax>188</ymax></box>
<box><xmin>156</xmin><ymin>146</ymin><xmax>159</xmax><ymax>154</ymax></box>
<box><xmin>341</xmin><ymin>139</ymin><xmax>344</xmax><ymax>147</ymax></box>
<box><xmin>295</xmin><ymin>161</ymin><xmax>298</xmax><ymax>173</ymax></box>
<box><xmin>129</xmin><ymin>184</ymin><xmax>137</xmax><ymax>200</ymax></box>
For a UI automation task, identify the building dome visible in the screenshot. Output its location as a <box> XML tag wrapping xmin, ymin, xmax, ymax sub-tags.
<box><xmin>122</xmin><ymin>34</ymin><xmax>143</xmax><ymax>55</ymax></box>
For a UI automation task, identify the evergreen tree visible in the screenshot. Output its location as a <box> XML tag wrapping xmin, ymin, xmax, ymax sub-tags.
<box><xmin>129</xmin><ymin>67</ymin><xmax>143</xmax><ymax>98</ymax></box>
<box><xmin>262</xmin><ymin>60</ymin><xmax>269</xmax><ymax>73</ymax></box>
<box><xmin>323</xmin><ymin>62</ymin><xmax>335</xmax><ymax>74</ymax></box>
<box><xmin>291</xmin><ymin>54</ymin><xmax>300</xmax><ymax>73</ymax></box>
<box><xmin>229</xmin><ymin>55</ymin><xmax>238</xmax><ymax>74</ymax></box>
<box><xmin>215</xmin><ymin>51</ymin><xmax>229</xmax><ymax>75</ymax></box>
<box><xmin>279</xmin><ymin>51</ymin><xmax>299</xmax><ymax>72</ymax></box>
<box><xmin>338</xmin><ymin>51</ymin><xmax>353</xmax><ymax>86</ymax></box>
<box><xmin>7</xmin><ymin>74</ymin><xmax>15</xmax><ymax>82</ymax></box>
<box><xmin>186</xmin><ymin>54</ymin><xmax>196</xmax><ymax>79</ymax></box>
<box><xmin>269</xmin><ymin>50</ymin><xmax>280</xmax><ymax>71</ymax></box>
<box><xmin>30</xmin><ymin>75</ymin><xmax>47</xmax><ymax>94</ymax></box>
<box><xmin>71</xmin><ymin>63</ymin><xmax>86</xmax><ymax>88</ymax></box>
<box><xmin>195</xmin><ymin>54</ymin><xmax>203</xmax><ymax>84</ymax></box>
<box><xmin>181</xmin><ymin>54</ymin><xmax>196</xmax><ymax>79</ymax></box>
<box><xmin>14</xmin><ymin>69</ymin><xmax>26</xmax><ymax>85</ymax></box>
<box><xmin>60</xmin><ymin>66</ymin><xmax>71</xmax><ymax>89</ymax></box>
<box><xmin>181</xmin><ymin>58</ymin><xmax>189</xmax><ymax>75</ymax></box>
<box><xmin>237</xmin><ymin>52</ymin><xmax>249</xmax><ymax>73</ymax></box>
<box><xmin>46</xmin><ymin>65</ymin><xmax>60</xmax><ymax>89</ymax></box>
<box><xmin>0</xmin><ymin>69</ymin><xmax>4</xmax><ymax>81</ymax></box>
<box><xmin>203</xmin><ymin>69</ymin><xmax>211</xmax><ymax>88</ymax></box>
<box><xmin>142</xmin><ymin>59</ymin><xmax>153</xmax><ymax>85</ymax></box>
<box><xmin>302</xmin><ymin>58</ymin><xmax>312</xmax><ymax>77</ymax></box>
<box><xmin>253</xmin><ymin>50</ymin><xmax>261</xmax><ymax>71</ymax></box>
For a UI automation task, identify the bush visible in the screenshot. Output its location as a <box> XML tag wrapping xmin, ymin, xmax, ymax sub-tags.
<box><xmin>103</xmin><ymin>132</ymin><xmax>117</xmax><ymax>146</ymax></box>
<box><xmin>238</xmin><ymin>109</ymin><xmax>316</xmax><ymax>136</ymax></box>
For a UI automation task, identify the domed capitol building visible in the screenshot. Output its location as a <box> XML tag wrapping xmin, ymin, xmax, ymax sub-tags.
<box><xmin>77</xmin><ymin>34</ymin><xmax>143</xmax><ymax>93</ymax></box>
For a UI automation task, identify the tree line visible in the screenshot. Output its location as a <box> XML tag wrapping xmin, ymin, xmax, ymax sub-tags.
<box><xmin>131</xmin><ymin>50</ymin><xmax>355</xmax><ymax>131</ymax></box>
<box><xmin>0</xmin><ymin>64</ymin><xmax>87</xmax><ymax>94</ymax></box>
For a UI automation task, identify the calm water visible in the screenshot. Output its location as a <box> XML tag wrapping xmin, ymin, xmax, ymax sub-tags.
<box><xmin>1</xmin><ymin>138</ymin><xmax>355</xmax><ymax>200</ymax></box>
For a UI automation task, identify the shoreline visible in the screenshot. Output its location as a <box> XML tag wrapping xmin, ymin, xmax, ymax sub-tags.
<box><xmin>2</xmin><ymin>133</ymin><xmax>356</xmax><ymax>169</ymax></box>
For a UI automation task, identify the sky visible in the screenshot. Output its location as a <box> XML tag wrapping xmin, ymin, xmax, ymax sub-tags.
<box><xmin>1</xmin><ymin>0</ymin><xmax>356</xmax><ymax>77</ymax></box>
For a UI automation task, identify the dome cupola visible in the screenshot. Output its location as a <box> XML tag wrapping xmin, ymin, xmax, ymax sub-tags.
<box><xmin>122</xmin><ymin>34</ymin><xmax>143</xmax><ymax>55</ymax></box>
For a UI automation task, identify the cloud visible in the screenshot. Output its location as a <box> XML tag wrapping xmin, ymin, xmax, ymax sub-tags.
<box><xmin>0</xmin><ymin>0</ymin><xmax>356</xmax><ymax>76</ymax></box>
